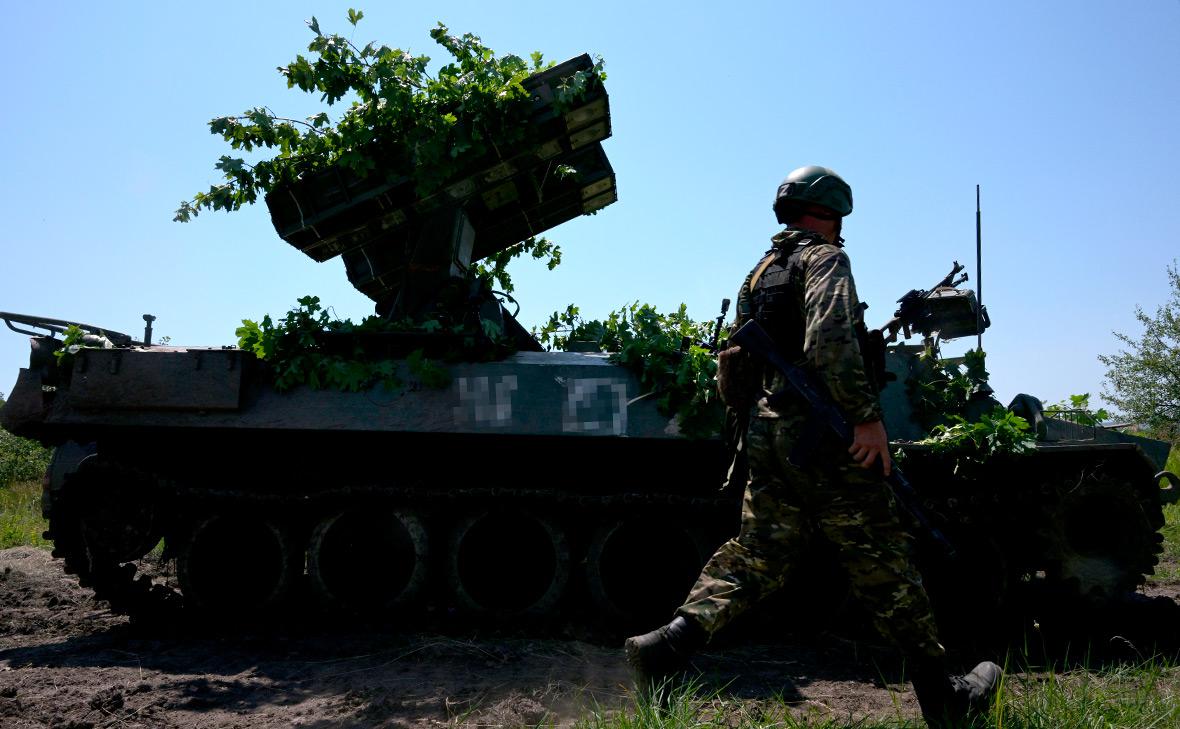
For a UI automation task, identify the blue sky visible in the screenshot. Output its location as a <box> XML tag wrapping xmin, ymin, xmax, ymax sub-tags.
<box><xmin>2</xmin><ymin>1</ymin><xmax>1178</xmax><ymax>414</ymax></box>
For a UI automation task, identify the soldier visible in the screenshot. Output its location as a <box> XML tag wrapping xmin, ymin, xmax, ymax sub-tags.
<box><xmin>624</xmin><ymin>166</ymin><xmax>1001</xmax><ymax>728</ymax></box>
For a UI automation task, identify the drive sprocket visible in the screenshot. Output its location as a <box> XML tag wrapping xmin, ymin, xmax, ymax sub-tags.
<box><xmin>45</xmin><ymin>459</ymin><xmax>181</xmax><ymax>621</ymax></box>
<box><xmin>1035</xmin><ymin>466</ymin><xmax>1164</xmax><ymax>602</ymax></box>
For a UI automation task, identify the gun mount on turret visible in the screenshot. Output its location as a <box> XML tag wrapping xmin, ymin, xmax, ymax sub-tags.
<box><xmin>883</xmin><ymin>261</ymin><xmax>989</xmax><ymax>344</ymax></box>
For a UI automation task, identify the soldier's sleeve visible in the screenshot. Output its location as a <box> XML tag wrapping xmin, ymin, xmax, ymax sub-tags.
<box><xmin>801</xmin><ymin>245</ymin><xmax>883</xmax><ymax>424</ymax></box>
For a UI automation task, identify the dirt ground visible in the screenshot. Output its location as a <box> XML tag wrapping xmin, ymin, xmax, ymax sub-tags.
<box><xmin>2</xmin><ymin>547</ymin><xmax>1179</xmax><ymax>729</ymax></box>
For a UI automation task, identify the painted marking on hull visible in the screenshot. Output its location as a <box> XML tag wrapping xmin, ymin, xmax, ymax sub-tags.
<box><xmin>563</xmin><ymin>378</ymin><xmax>628</xmax><ymax>435</ymax></box>
<box><xmin>453</xmin><ymin>376</ymin><xmax>519</xmax><ymax>427</ymax></box>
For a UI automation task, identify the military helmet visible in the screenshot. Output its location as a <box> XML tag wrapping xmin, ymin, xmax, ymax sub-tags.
<box><xmin>773</xmin><ymin>165</ymin><xmax>853</xmax><ymax>223</ymax></box>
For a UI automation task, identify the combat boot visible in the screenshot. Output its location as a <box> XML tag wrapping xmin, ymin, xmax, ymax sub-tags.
<box><xmin>623</xmin><ymin>616</ymin><xmax>708</xmax><ymax>698</ymax></box>
<box><xmin>911</xmin><ymin>657</ymin><xmax>1002</xmax><ymax>728</ymax></box>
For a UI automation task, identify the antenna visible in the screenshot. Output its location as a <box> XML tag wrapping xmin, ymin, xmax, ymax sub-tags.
<box><xmin>975</xmin><ymin>185</ymin><xmax>983</xmax><ymax>351</ymax></box>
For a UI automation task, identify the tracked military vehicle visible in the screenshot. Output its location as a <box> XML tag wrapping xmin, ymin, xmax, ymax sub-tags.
<box><xmin>872</xmin><ymin>268</ymin><xmax>1175</xmax><ymax>641</ymax></box>
<box><xmin>1</xmin><ymin>57</ymin><xmax>734</xmax><ymax>632</ymax></box>
<box><xmin>2</xmin><ymin>56</ymin><xmax>1175</xmax><ymax>637</ymax></box>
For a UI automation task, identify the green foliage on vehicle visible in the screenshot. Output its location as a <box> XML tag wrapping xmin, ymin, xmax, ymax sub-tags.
<box><xmin>907</xmin><ymin>346</ymin><xmax>992</xmax><ymax>430</ymax></box>
<box><xmin>405</xmin><ymin>349</ymin><xmax>453</xmax><ymax>390</ymax></box>
<box><xmin>175</xmin><ymin>11</ymin><xmax>605</xmax><ymax>221</ymax></box>
<box><xmin>45</xmin><ymin>324</ymin><xmax>88</xmax><ymax>374</ymax></box>
<box><xmin>898</xmin><ymin>347</ymin><xmax>1038</xmax><ymax>473</ymax></box>
<box><xmin>536</xmin><ymin>302</ymin><xmax>723</xmax><ymax>439</ymax></box>
<box><xmin>52</xmin><ymin>325</ymin><xmax>85</xmax><ymax>361</ymax></box>
<box><xmin>475</xmin><ymin>236</ymin><xmax>562</xmax><ymax>295</ymax></box>
<box><xmin>913</xmin><ymin>407</ymin><xmax>1036</xmax><ymax>476</ymax></box>
<box><xmin>1045</xmin><ymin>393</ymin><xmax>1110</xmax><ymax>426</ymax></box>
<box><xmin>236</xmin><ymin>296</ymin><xmax>454</xmax><ymax>392</ymax></box>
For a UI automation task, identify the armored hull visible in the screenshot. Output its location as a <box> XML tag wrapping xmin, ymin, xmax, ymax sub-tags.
<box><xmin>3</xmin><ymin>345</ymin><xmax>736</xmax><ymax>630</ymax></box>
<box><xmin>3</xmin><ymin>321</ymin><xmax>1175</xmax><ymax>642</ymax></box>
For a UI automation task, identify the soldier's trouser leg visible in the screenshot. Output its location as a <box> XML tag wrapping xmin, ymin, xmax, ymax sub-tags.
<box><xmin>678</xmin><ymin>417</ymin><xmax>945</xmax><ymax>660</ymax></box>
<box><xmin>790</xmin><ymin>435</ymin><xmax>1003</xmax><ymax>725</ymax></box>
<box><xmin>752</xmin><ymin>415</ymin><xmax>945</xmax><ymax>658</ymax></box>
<box><xmin>675</xmin><ymin>418</ymin><xmax>809</xmax><ymax>636</ymax></box>
<box><xmin>805</xmin><ymin>453</ymin><xmax>945</xmax><ymax>659</ymax></box>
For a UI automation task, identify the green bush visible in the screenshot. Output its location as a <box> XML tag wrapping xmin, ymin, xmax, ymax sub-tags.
<box><xmin>0</xmin><ymin>431</ymin><xmax>51</xmax><ymax>486</ymax></box>
<box><xmin>0</xmin><ymin>395</ymin><xmax>52</xmax><ymax>486</ymax></box>
<box><xmin>0</xmin><ymin>480</ymin><xmax>49</xmax><ymax>549</ymax></box>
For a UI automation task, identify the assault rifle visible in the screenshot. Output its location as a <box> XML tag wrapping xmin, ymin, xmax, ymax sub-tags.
<box><xmin>708</xmin><ymin>298</ymin><xmax>731</xmax><ymax>352</ymax></box>
<box><xmin>684</xmin><ymin>297</ymin><xmax>732</xmax><ymax>355</ymax></box>
<box><xmin>729</xmin><ymin>318</ymin><xmax>957</xmax><ymax>559</ymax></box>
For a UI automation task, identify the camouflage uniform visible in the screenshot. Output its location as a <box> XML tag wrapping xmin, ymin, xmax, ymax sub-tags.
<box><xmin>675</xmin><ymin>228</ymin><xmax>945</xmax><ymax>659</ymax></box>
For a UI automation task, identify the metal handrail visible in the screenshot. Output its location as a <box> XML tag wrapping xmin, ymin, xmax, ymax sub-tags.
<box><xmin>0</xmin><ymin>311</ymin><xmax>140</xmax><ymax>347</ymax></box>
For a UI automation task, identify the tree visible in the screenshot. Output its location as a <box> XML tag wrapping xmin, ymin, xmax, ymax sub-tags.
<box><xmin>1099</xmin><ymin>263</ymin><xmax>1180</xmax><ymax>440</ymax></box>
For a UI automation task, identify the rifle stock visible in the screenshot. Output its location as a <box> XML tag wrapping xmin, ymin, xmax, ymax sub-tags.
<box><xmin>730</xmin><ymin>319</ymin><xmax>957</xmax><ymax>560</ymax></box>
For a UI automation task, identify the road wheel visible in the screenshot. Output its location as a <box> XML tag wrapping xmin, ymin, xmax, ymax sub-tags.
<box><xmin>584</xmin><ymin>516</ymin><xmax>710</xmax><ymax>631</ymax></box>
<box><xmin>177</xmin><ymin>513</ymin><xmax>300</xmax><ymax>619</ymax></box>
<box><xmin>307</xmin><ymin>507</ymin><xmax>429</xmax><ymax>616</ymax></box>
<box><xmin>447</xmin><ymin>509</ymin><xmax>570</xmax><ymax>620</ymax></box>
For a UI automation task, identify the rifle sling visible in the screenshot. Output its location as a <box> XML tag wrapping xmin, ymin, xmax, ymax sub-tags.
<box><xmin>747</xmin><ymin>251</ymin><xmax>780</xmax><ymax>292</ymax></box>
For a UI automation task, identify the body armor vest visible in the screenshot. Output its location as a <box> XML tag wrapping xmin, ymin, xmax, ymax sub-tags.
<box><xmin>742</xmin><ymin>234</ymin><xmax>824</xmax><ymax>368</ymax></box>
<box><xmin>737</xmin><ymin>232</ymin><xmax>888</xmax><ymax>396</ymax></box>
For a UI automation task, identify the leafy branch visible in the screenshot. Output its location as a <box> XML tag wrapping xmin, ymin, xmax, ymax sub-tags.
<box><xmin>53</xmin><ymin>325</ymin><xmax>87</xmax><ymax>364</ymax></box>
<box><xmin>912</xmin><ymin>407</ymin><xmax>1036</xmax><ymax>477</ymax></box>
<box><xmin>176</xmin><ymin>12</ymin><xmax>605</xmax><ymax>222</ymax></box>
<box><xmin>906</xmin><ymin>346</ymin><xmax>993</xmax><ymax>431</ymax></box>
<box><xmin>236</xmin><ymin>296</ymin><xmax>453</xmax><ymax>392</ymax></box>
<box><xmin>1045</xmin><ymin>393</ymin><xmax>1110</xmax><ymax>427</ymax></box>
<box><xmin>472</xmin><ymin>236</ymin><xmax>561</xmax><ymax>295</ymax></box>
<box><xmin>536</xmin><ymin>302</ymin><xmax>723</xmax><ymax>439</ymax></box>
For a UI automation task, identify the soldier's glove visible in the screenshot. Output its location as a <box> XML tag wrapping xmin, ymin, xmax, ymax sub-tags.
<box><xmin>716</xmin><ymin>345</ymin><xmax>758</xmax><ymax>409</ymax></box>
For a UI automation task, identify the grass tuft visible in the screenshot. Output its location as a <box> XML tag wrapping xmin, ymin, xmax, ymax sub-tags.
<box><xmin>0</xmin><ymin>479</ymin><xmax>50</xmax><ymax>550</ymax></box>
<box><xmin>1150</xmin><ymin>500</ymin><xmax>1180</xmax><ymax>583</ymax></box>
<box><xmin>580</xmin><ymin>654</ymin><xmax>1180</xmax><ymax>728</ymax></box>
<box><xmin>576</xmin><ymin>677</ymin><xmax>918</xmax><ymax>728</ymax></box>
<box><xmin>998</xmin><ymin>658</ymin><xmax>1180</xmax><ymax>728</ymax></box>
<box><xmin>0</xmin><ymin>413</ymin><xmax>53</xmax><ymax>550</ymax></box>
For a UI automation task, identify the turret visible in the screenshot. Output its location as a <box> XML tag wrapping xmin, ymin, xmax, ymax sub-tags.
<box><xmin>262</xmin><ymin>54</ymin><xmax>616</xmax><ymax>333</ymax></box>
